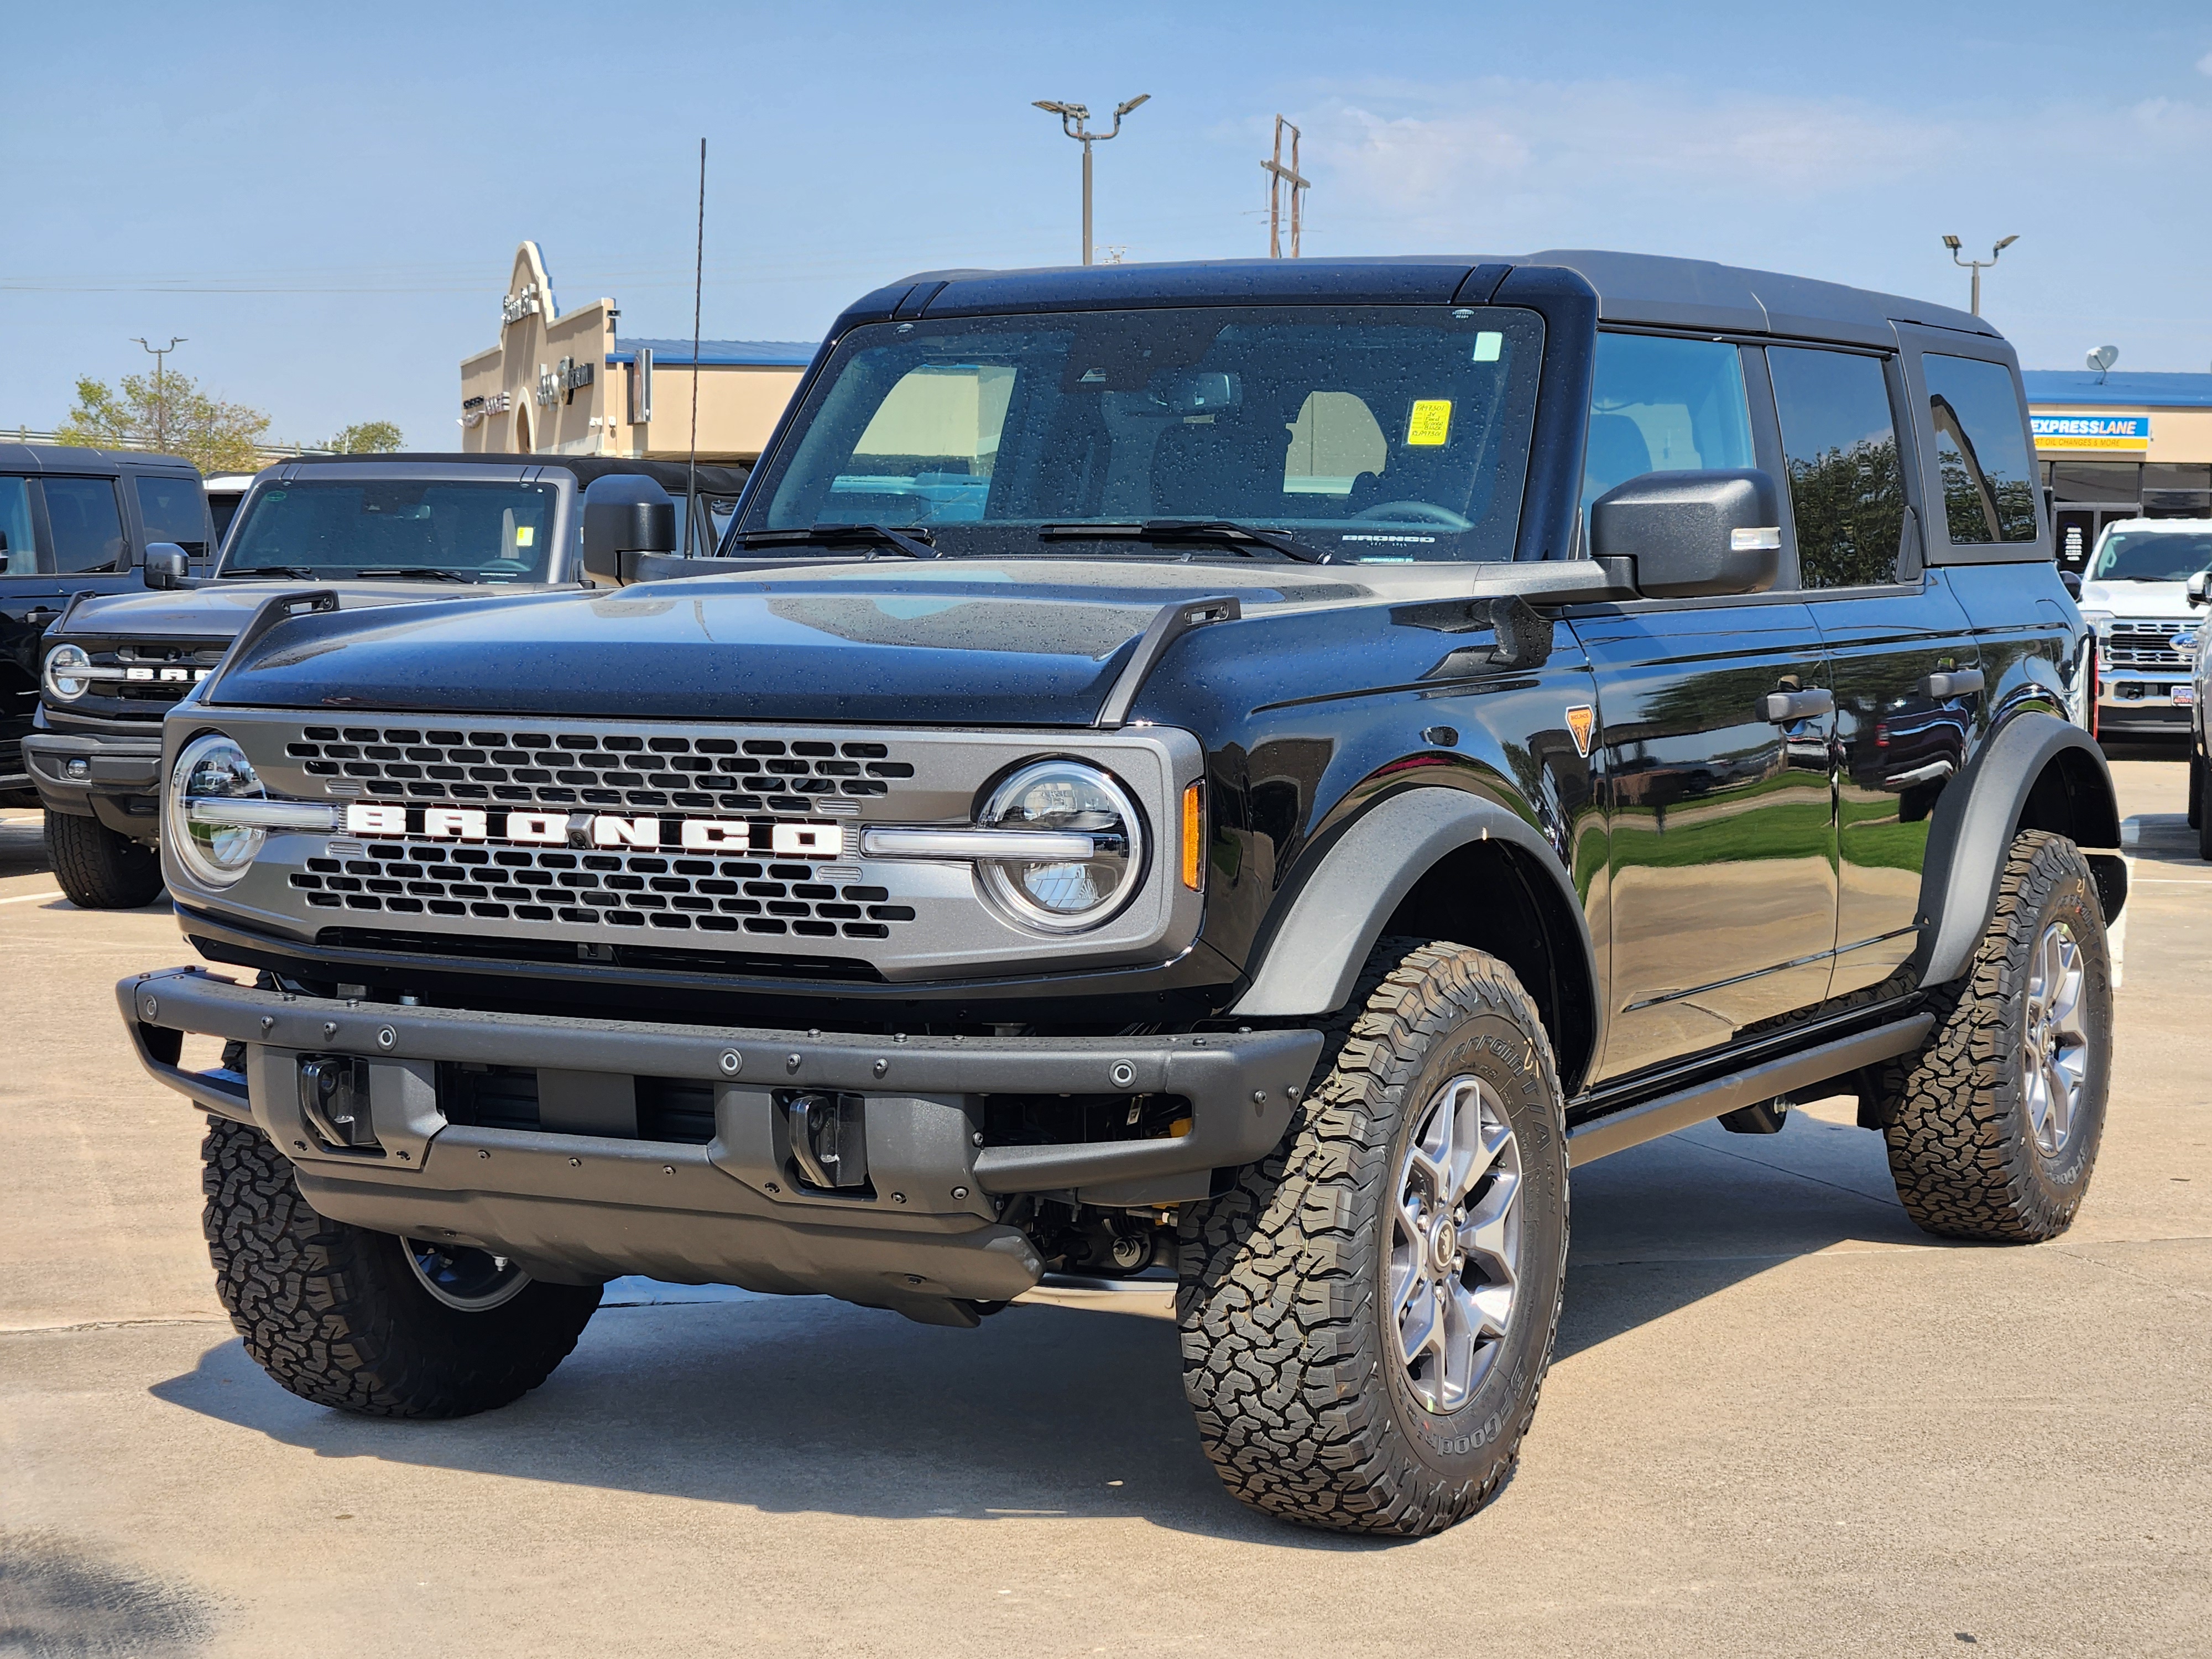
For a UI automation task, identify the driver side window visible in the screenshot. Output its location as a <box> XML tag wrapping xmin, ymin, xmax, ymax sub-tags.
<box><xmin>1580</xmin><ymin>333</ymin><xmax>1756</xmax><ymax>542</ymax></box>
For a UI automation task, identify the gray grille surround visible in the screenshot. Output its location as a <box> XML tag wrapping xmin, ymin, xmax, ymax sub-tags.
<box><xmin>167</xmin><ymin>708</ymin><xmax>1205</xmax><ymax>982</ymax></box>
<box><xmin>2101</xmin><ymin>619</ymin><xmax>2191</xmax><ymax>672</ymax></box>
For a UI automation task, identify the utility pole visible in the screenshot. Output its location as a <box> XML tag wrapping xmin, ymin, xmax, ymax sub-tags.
<box><xmin>1942</xmin><ymin>234</ymin><xmax>2017</xmax><ymax>317</ymax></box>
<box><xmin>688</xmin><ymin>137</ymin><xmax>705</xmax><ymax>556</ymax></box>
<box><xmin>132</xmin><ymin>336</ymin><xmax>186</xmax><ymax>451</ymax></box>
<box><xmin>1261</xmin><ymin>116</ymin><xmax>1310</xmax><ymax>258</ymax></box>
<box><xmin>1033</xmin><ymin>95</ymin><xmax>1150</xmax><ymax>265</ymax></box>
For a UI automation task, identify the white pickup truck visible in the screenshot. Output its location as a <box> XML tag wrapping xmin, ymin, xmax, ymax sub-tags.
<box><xmin>2077</xmin><ymin>518</ymin><xmax>2212</xmax><ymax>738</ymax></box>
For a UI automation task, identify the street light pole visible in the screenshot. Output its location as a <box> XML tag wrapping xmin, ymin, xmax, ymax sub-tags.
<box><xmin>1942</xmin><ymin>234</ymin><xmax>2018</xmax><ymax>317</ymax></box>
<box><xmin>1033</xmin><ymin>95</ymin><xmax>1150</xmax><ymax>265</ymax></box>
<box><xmin>132</xmin><ymin>336</ymin><xmax>186</xmax><ymax>452</ymax></box>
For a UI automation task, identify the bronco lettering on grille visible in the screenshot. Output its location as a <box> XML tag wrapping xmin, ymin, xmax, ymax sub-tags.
<box><xmin>342</xmin><ymin>803</ymin><xmax>843</xmax><ymax>858</ymax></box>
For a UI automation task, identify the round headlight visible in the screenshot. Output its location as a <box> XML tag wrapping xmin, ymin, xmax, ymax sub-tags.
<box><xmin>166</xmin><ymin>733</ymin><xmax>267</xmax><ymax>888</ymax></box>
<box><xmin>42</xmin><ymin>643</ymin><xmax>92</xmax><ymax>701</ymax></box>
<box><xmin>975</xmin><ymin>760</ymin><xmax>1144</xmax><ymax>932</ymax></box>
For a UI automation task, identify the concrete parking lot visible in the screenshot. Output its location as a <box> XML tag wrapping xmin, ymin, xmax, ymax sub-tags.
<box><xmin>3</xmin><ymin>754</ymin><xmax>2206</xmax><ymax>1658</ymax></box>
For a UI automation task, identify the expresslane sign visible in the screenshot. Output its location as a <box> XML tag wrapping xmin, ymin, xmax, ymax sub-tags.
<box><xmin>340</xmin><ymin>803</ymin><xmax>843</xmax><ymax>857</ymax></box>
<box><xmin>2032</xmin><ymin>413</ymin><xmax>2151</xmax><ymax>452</ymax></box>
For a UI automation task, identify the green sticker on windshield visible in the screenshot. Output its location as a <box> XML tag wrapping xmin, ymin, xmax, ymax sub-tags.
<box><xmin>1406</xmin><ymin>400</ymin><xmax>1452</xmax><ymax>447</ymax></box>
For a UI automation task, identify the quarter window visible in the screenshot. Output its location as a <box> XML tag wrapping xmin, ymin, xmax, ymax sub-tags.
<box><xmin>0</xmin><ymin>477</ymin><xmax>34</xmax><ymax>575</ymax></box>
<box><xmin>1767</xmin><ymin>347</ymin><xmax>1907</xmax><ymax>589</ymax></box>
<box><xmin>1923</xmin><ymin>354</ymin><xmax>2038</xmax><ymax>545</ymax></box>
<box><xmin>1580</xmin><ymin>333</ymin><xmax>1755</xmax><ymax>537</ymax></box>
<box><xmin>41</xmin><ymin>477</ymin><xmax>127</xmax><ymax>574</ymax></box>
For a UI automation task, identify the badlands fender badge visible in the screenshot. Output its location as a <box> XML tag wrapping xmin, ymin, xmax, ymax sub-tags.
<box><xmin>341</xmin><ymin>804</ymin><xmax>843</xmax><ymax>857</ymax></box>
<box><xmin>1566</xmin><ymin>705</ymin><xmax>1595</xmax><ymax>758</ymax></box>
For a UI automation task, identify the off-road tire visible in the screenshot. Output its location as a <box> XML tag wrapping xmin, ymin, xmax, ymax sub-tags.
<box><xmin>1877</xmin><ymin>830</ymin><xmax>2112</xmax><ymax>1241</ymax></box>
<box><xmin>45</xmin><ymin>810</ymin><xmax>164</xmax><ymax>909</ymax></box>
<box><xmin>1177</xmin><ymin>938</ymin><xmax>1569</xmax><ymax>1536</ymax></box>
<box><xmin>201</xmin><ymin>1116</ymin><xmax>601</xmax><ymax>1416</ymax></box>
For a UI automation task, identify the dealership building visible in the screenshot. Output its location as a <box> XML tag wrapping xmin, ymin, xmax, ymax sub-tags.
<box><xmin>458</xmin><ymin>243</ymin><xmax>815</xmax><ymax>463</ymax></box>
<box><xmin>2023</xmin><ymin>370</ymin><xmax>2212</xmax><ymax>568</ymax></box>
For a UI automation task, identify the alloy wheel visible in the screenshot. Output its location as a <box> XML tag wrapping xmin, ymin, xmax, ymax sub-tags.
<box><xmin>2022</xmin><ymin>919</ymin><xmax>2090</xmax><ymax>1157</ymax></box>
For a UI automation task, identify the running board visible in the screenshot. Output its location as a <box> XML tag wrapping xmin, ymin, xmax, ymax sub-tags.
<box><xmin>1566</xmin><ymin>1013</ymin><xmax>1934</xmax><ymax>1166</ymax></box>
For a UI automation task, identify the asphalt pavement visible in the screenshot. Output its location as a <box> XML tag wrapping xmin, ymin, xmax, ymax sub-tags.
<box><xmin>3</xmin><ymin>753</ymin><xmax>2206</xmax><ymax>1658</ymax></box>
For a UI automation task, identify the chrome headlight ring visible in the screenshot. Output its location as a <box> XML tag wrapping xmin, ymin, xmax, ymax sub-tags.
<box><xmin>972</xmin><ymin>759</ymin><xmax>1146</xmax><ymax>933</ymax></box>
<box><xmin>42</xmin><ymin>643</ymin><xmax>94</xmax><ymax>701</ymax></box>
<box><xmin>166</xmin><ymin>732</ymin><xmax>269</xmax><ymax>888</ymax></box>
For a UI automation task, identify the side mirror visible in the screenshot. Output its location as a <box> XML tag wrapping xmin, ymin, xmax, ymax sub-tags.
<box><xmin>2188</xmin><ymin>571</ymin><xmax>2210</xmax><ymax>609</ymax></box>
<box><xmin>143</xmin><ymin>544</ymin><xmax>191</xmax><ymax>590</ymax></box>
<box><xmin>2060</xmin><ymin>568</ymin><xmax>2084</xmax><ymax>601</ymax></box>
<box><xmin>1590</xmin><ymin>470</ymin><xmax>1782</xmax><ymax>598</ymax></box>
<box><xmin>582</xmin><ymin>476</ymin><xmax>678</xmax><ymax>586</ymax></box>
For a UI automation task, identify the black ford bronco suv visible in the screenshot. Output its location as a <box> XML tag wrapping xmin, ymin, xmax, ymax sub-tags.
<box><xmin>32</xmin><ymin>451</ymin><xmax>748</xmax><ymax>909</ymax></box>
<box><xmin>121</xmin><ymin>252</ymin><xmax>2120</xmax><ymax>1537</ymax></box>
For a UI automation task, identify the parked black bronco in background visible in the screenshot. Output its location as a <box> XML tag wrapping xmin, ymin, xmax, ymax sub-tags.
<box><xmin>31</xmin><ymin>452</ymin><xmax>748</xmax><ymax>909</ymax></box>
<box><xmin>2</xmin><ymin>443</ymin><xmax>212</xmax><ymax>807</ymax></box>
<box><xmin>123</xmin><ymin>252</ymin><xmax>2119</xmax><ymax>1536</ymax></box>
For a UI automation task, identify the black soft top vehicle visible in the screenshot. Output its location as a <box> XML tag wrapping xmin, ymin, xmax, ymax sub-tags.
<box><xmin>30</xmin><ymin>450</ymin><xmax>748</xmax><ymax>907</ymax></box>
<box><xmin>124</xmin><ymin>252</ymin><xmax>2116</xmax><ymax>1538</ymax></box>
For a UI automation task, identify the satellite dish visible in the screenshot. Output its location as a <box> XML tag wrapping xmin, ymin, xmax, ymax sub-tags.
<box><xmin>2086</xmin><ymin>345</ymin><xmax>2119</xmax><ymax>374</ymax></box>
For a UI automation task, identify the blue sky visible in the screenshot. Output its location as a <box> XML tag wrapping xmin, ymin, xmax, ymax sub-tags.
<box><xmin>6</xmin><ymin>0</ymin><xmax>2211</xmax><ymax>448</ymax></box>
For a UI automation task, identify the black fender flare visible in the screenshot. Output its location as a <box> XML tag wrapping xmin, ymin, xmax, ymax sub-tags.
<box><xmin>1913</xmin><ymin>711</ymin><xmax>2123</xmax><ymax>987</ymax></box>
<box><xmin>1229</xmin><ymin>786</ymin><xmax>1600</xmax><ymax>1030</ymax></box>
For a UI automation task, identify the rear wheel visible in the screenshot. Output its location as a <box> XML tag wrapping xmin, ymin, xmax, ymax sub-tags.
<box><xmin>2195</xmin><ymin>749</ymin><xmax>2211</xmax><ymax>861</ymax></box>
<box><xmin>1875</xmin><ymin>831</ymin><xmax>2112</xmax><ymax>1241</ymax></box>
<box><xmin>202</xmin><ymin>1117</ymin><xmax>601</xmax><ymax>1416</ymax></box>
<box><xmin>45</xmin><ymin>810</ymin><xmax>164</xmax><ymax>909</ymax></box>
<box><xmin>1177</xmin><ymin>938</ymin><xmax>1568</xmax><ymax>1536</ymax></box>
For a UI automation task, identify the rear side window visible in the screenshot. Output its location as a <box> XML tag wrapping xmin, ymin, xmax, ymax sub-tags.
<box><xmin>134</xmin><ymin>474</ymin><xmax>215</xmax><ymax>558</ymax></box>
<box><xmin>1580</xmin><ymin>333</ymin><xmax>1755</xmax><ymax>536</ymax></box>
<box><xmin>1923</xmin><ymin>354</ymin><xmax>2038</xmax><ymax>545</ymax></box>
<box><xmin>0</xmin><ymin>477</ymin><xmax>34</xmax><ymax>574</ymax></box>
<box><xmin>42</xmin><ymin>477</ymin><xmax>127</xmax><ymax>574</ymax></box>
<box><xmin>1767</xmin><ymin>347</ymin><xmax>1907</xmax><ymax>589</ymax></box>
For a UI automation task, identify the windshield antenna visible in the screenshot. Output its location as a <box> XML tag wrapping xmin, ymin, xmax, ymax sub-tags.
<box><xmin>688</xmin><ymin>136</ymin><xmax>706</xmax><ymax>555</ymax></box>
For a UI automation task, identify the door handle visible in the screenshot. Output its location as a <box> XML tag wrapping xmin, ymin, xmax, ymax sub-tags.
<box><xmin>1760</xmin><ymin>688</ymin><xmax>1834</xmax><ymax>723</ymax></box>
<box><xmin>1922</xmin><ymin>669</ymin><xmax>1985</xmax><ymax>699</ymax></box>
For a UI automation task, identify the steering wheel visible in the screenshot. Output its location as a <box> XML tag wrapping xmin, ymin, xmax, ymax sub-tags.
<box><xmin>1350</xmin><ymin>500</ymin><xmax>1472</xmax><ymax>529</ymax></box>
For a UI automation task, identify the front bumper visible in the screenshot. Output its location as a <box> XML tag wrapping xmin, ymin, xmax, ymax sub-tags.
<box><xmin>118</xmin><ymin>968</ymin><xmax>1322</xmax><ymax>1312</ymax></box>
<box><xmin>25</xmin><ymin>727</ymin><xmax>163</xmax><ymax>828</ymax></box>
<box><xmin>2097</xmin><ymin>669</ymin><xmax>2194</xmax><ymax>734</ymax></box>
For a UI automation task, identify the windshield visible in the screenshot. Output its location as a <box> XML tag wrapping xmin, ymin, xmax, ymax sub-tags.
<box><xmin>2088</xmin><ymin>529</ymin><xmax>2212</xmax><ymax>583</ymax></box>
<box><xmin>743</xmin><ymin>305</ymin><xmax>1545</xmax><ymax>562</ymax></box>
<box><xmin>217</xmin><ymin>480</ymin><xmax>559</xmax><ymax>581</ymax></box>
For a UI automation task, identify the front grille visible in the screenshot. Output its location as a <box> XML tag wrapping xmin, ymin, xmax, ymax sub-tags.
<box><xmin>289</xmin><ymin>839</ymin><xmax>915</xmax><ymax>940</ymax></box>
<box><xmin>284</xmin><ymin>724</ymin><xmax>915</xmax><ymax>815</ymax></box>
<box><xmin>57</xmin><ymin>639</ymin><xmax>227</xmax><ymax>721</ymax></box>
<box><xmin>2103</xmin><ymin>619</ymin><xmax>2191</xmax><ymax>671</ymax></box>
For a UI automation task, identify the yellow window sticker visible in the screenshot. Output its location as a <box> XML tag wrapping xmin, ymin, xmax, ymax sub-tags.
<box><xmin>1406</xmin><ymin>400</ymin><xmax>1452</xmax><ymax>447</ymax></box>
<box><xmin>513</xmin><ymin>526</ymin><xmax>535</xmax><ymax>547</ymax></box>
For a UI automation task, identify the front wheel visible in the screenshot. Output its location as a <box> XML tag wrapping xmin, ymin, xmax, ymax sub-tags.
<box><xmin>1177</xmin><ymin>939</ymin><xmax>1568</xmax><ymax>1536</ymax></box>
<box><xmin>45</xmin><ymin>809</ymin><xmax>164</xmax><ymax>909</ymax></box>
<box><xmin>2195</xmin><ymin>749</ymin><xmax>2211</xmax><ymax>861</ymax></box>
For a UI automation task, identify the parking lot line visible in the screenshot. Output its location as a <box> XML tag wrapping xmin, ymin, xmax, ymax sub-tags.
<box><xmin>0</xmin><ymin>890</ymin><xmax>64</xmax><ymax>905</ymax></box>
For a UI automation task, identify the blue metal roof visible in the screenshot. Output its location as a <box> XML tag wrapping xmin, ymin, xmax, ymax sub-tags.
<box><xmin>2023</xmin><ymin>370</ymin><xmax>2212</xmax><ymax>409</ymax></box>
<box><xmin>604</xmin><ymin>338</ymin><xmax>817</xmax><ymax>368</ymax></box>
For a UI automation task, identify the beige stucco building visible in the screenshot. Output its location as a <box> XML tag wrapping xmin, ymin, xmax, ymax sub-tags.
<box><xmin>2023</xmin><ymin>369</ymin><xmax>2212</xmax><ymax>569</ymax></box>
<box><xmin>458</xmin><ymin>243</ymin><xmax>815</xmax><ymax>462</ymax></box>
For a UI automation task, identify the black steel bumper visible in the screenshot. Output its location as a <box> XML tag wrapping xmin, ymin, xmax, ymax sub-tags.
<box><xmin>25</xmin><ymin>728</ymin><xmax>163</xmax><ymax>828</ymax></box>
<box><xmin>118</xmin><ymin>967</ymin><xmax>1322</xmax><ymax>1312</ymax></box>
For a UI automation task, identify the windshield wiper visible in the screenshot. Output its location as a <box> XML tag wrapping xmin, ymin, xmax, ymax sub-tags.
<box><xmin>741</xmin><ymin>524</ymin><xmax>940</xmax><ymax>560</ymax></box>
<box><xmin>221</xmin><ymin>565</ymin><xmax>316</xmax><ymax>579</ymax></box>
<box><xmin>1039</xmin><ymin>520</ymin><xmax>1326</xmax><ymax>564</ymax></box>
<box><xmin>352</xmin><ymin>567</ymin><xmax>483</xmax><ymax>583</ymax></box>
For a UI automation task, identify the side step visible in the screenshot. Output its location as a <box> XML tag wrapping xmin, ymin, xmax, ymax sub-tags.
<box><xmin>1566</xmin><ymin>1013</ymin><xmax>1934</xmax><ymax>1167</ymax></box>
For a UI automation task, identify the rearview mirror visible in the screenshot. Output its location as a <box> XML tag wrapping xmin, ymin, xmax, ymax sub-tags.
<box><xmin>143</xmin><ymin>544</ymin><xmax>191</xmax><ymax>590</ymax></box>
<box><xmin>582</xmin><ymin>476</ymin><xmax>678</xmax><ymax>586</ymax></box>
<box><xmin>2188</xmin><ymin>571</ymin><xmax>2209</xmax><ymax>609</ymax></box>
<box><xmin>1590</xmin><ymin>469</ymin><xmax>1782</xmax><ymax>598</ymax></box>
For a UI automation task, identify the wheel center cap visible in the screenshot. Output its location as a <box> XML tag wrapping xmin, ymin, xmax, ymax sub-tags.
<box><xmin>1428</xmin><ymin>1217</ymin><xmax>1458</xmax><ymax>1276</ymax></box>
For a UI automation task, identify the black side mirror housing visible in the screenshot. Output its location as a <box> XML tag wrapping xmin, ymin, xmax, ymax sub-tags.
<box><xmin>143</xmin><ymin>543</ymin><xmax>191</xmax><ymax>590</ymax></box>
<box><xmin>582</xmin><ymin>476</ymin><xmax>679</xmax><ymax>586</ymax></box>
<box><xmin>2061</xmin><ymin>568</ymin><xmax>2085</xmax><ymax>601</ymax></box>
<box><xmin>1590</xmin><ymin>469</ymin><xmax>1783</xmax><ymax>598</ymax></box>
<box><xmin>2187</xmin><ymin>571</ymin><xmax>2209</xmax><ymax>609</ymax></box>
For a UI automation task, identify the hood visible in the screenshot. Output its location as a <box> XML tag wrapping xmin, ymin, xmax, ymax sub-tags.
<box><xmin>2078</xmin><ymin>578</ymin><xmax>2198</xmax><ymax>620</ymax></box>
<box><xmin>206</xmin><ymin>561</ymin><xmax>1390</xmax><ymax>725</ymax></box>
<box><xmin>56</xmin><ymin>579</ymin><xmax>557</xmax><ymax>642</ymax></box>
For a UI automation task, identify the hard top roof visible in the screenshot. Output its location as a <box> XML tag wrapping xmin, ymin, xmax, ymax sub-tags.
<box><xmin>0</xmin><ymin>442</ymin><xmax>199</xmax><ymax>476</ymax></box>
<box><xmin>847</xmin><ymin>248</ymin><xmax>1994</xmax><ymax>349</ymax></box>
<box><xmin>263</xmin><ymin>451</ymin><xmax>751</xmax><ymax>495</ymax></box>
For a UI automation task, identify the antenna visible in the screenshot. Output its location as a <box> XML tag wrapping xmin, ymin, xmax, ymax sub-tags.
<box><xmin>688</xmin><ymin>137</ymin><xmax>706</xmax><ymax>555</ymax></box>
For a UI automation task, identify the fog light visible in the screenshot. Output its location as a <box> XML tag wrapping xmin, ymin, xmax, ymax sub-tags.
<box><xmin>65</xmin><ymin>758</ymin><xmax>90</xmax><ymax>780</ymax></box>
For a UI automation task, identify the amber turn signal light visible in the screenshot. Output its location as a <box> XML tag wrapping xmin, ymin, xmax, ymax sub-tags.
<box><xmin>1181</xmin><ymin>781</ymin><xmax>1203</xmax><ymax>890</ymax></box>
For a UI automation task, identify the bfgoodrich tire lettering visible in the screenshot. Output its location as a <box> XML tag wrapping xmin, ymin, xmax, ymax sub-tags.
<box><xmin>1176</xmin><ymin>938</ymin><xmax>1569</xmax><ymax>1536</ymax></box>
<box><xmin>45</xmin><ymin>809</ymin><xmax>164</xmax><ymax>909</ymax></box>
<box><xmin>201</xmin><ymin>1117</ymin><xmax>601</xmax><ymax>1416</ymax></box>
<box><xmin>1878</xmin><ymin>830</ymin><xmax>2112</xmax><ymax>1241</ymax></box>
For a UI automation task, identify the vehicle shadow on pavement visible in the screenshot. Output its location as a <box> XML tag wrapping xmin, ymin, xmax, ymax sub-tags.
<box><xmin>147</xmin><ymin>1108</ymin><xmax>1939</xmax><ymax>1544</ymax></box>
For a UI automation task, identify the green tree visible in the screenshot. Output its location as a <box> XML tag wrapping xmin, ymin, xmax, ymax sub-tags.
<box><xmin>328</xmin><ymin>420</ymin><xmax>404</xmax><ymax>453</ymax></box>
<box><xmin>54</xmin><ymin>369</ymin><xmax>272</xmax><ymax>476</ymax></box>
